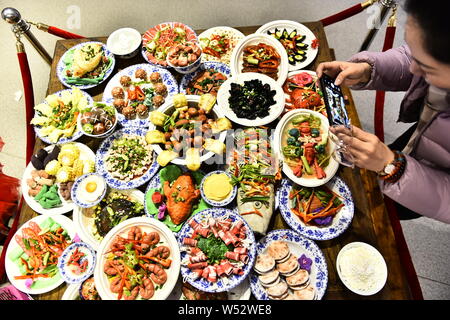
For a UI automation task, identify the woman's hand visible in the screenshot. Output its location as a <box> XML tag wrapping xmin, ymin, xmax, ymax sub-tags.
<box><xmin>316</xmin><ymin>61</ymin><xmax>372</xmax><ymax>86</ymax></box>
<box><xmin>330</xmin><ymin>125</ymin><xmax>395</xmax><ymax>172</ymax></box>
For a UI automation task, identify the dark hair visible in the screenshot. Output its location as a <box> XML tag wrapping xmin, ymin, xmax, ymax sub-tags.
<box><xmin>404</xmin><ymin>0</ymin><xmax>450</xmax><ymax>63</ymax></box>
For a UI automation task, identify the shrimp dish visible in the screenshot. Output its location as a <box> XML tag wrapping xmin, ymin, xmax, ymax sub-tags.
<box><xmin>103</xmin><ymin>226</ymin><xmax>172</xmax><ymax>300</ymax></box>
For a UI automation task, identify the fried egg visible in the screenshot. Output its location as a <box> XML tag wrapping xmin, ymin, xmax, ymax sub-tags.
<box><xmin>77</xmin><ymin>175</ymin><xmax>105</xmax><ymax>203</ymax></box>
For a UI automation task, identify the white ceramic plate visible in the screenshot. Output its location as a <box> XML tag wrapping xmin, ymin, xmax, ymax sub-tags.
<box><xmin>256</xmin><ymin>20</ymin><xmax>318</xmax><ymax>71</ymax></box>
<box><xmin>57</xmin><ymin>242</ymin><xmax>97</xmax><ymax>284</ymax></box>
<box><xmin>71</xmin><ymin>173</ymin><xmax>107</xmax><ymax>209</ymax></box>
<box><xmin>5</xmin><ymin>215</ymin><xmax>76</xmax><ymax>295</ymax></box>
<box><xmin>178</xmin><ymin>208</ymin><xmax>256</xmax><ymax>293</ymax></box>
<box><xmin>179</xmin><ymin>61</ymin><xmax>231</xmax><ymax>95</ymax></box>
<box><xmin>198</xmin><ymin>26</ymin><xmax>245</xmax><ymax>65</ymax></box>
<box><xmin>200</xmin><ymin>170</ymin><xmax>237</xmax><ymax>207</ymax></box>
<box><xmin>336</xmin><ymin>242</ymin><xmax>388</xmax><ymax>296</ymax></box>
<box><xmin>56</xmin><ymin>41</ymin><xmax>116</xmax><ymax>90</ymax></box>
<box><xmin>21</xmin><ymin>143</ymin><xmax>96</xmax><ymax>215</ymax></box>
<box><xmin>95</xmin><ymin>127</ymin><xmax>160</xmax><ymax>190</ymax></box>
<box><xmin>216</xmin><ymin>72</ymin><xmax>285</xmax><ymax>127</ymax></box>
<box><xmin>94</xmin><ymin>217</ymin><xmax>180</xmax><ymax>300</ymax></box>
<box><xmin>33</xmin><ymin>89</ymin><xmax>93</xmax><ymax>145</ymax></box>
<box><xmin>230</xmin><ymin>33</ymin><xmax>289</xmax><ymax>85</ymax></box>
<box><xmin>147</xmin><ymin>94</ymin><xmax>227</xmax><ymax>166</ymax></box>
<box><xmin>102</xmin><ymin>63</ymin><xmax>179</xmax><ymax>128</ymax></box>
<box><xmin>283</xmin><ymin>70</ymin><xmax>324</xmax><ymax>112</ymax></box>
<box><xmin>273</xmin><ymin>109</ymin><xmax>339</xmax><ymax>187</ymax></box>
<box><xmin>72</xmin><ymin>188</ymin><xmax>145</xmax><ymax>250</ymax></box>
<box><xmin>61</xmin><ymin>283</ymin><xmax>80</xmax><ymax>300</ymax></box>
<box><xmin>278</xmin><ymin>176</ymin><xmax>354</xmax><ymax>241</ymax></box>
<box><xmin>249</xmin><ymin>229</ymin><xmax>328</xmax><ymax>300</ymax></box>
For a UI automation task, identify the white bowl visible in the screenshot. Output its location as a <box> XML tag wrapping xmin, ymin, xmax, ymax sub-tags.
<box><xmin>77</xmin><ymin>103</ymin><xmax>118</xmax><ymax>139</ymax></box>
<box><xmin>230</xmin><ymin>33</ymin><xmax>289</xmax><ymax>86</ymax></box>
<box><xmin>273</xmin><ymin>109</ymin><xmax>339</xmax><ymax>188</ymax></box>
<box><xmin>107</xmin><ymin>27</ymin><xmax>142</xmax><ymax>59</ymax></box>
<box><xmin>336</xmin><ymin>242</ymin><xmax>388</xmax><ymax>296</ymax></box>
<box><xmin>94</xmin><ymin>217</ymin><xmax>181</xmax><ymax>300</ymax></box>
<box><xmin>255</xmin><ymin>20</ymin><xmax>319</xmax><ymax>72</ymax></box>
<box><xmin>166</xmin><ymin>46</ymin><xmax>203</xmax><ymax>74</ymax></box>
<box><xmin>216</xmin><ymin>72</ymin><xmax>285</xmax><ymax>127</ymax></box>
<box><xmin>147</xmin><ymin>94</ymin><xmax>227</xmax><ymax>166</ymax></box>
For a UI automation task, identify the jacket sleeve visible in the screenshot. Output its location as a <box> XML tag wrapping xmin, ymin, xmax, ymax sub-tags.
<box><xmin>348</xmin><ymin>45</ymin><xmax>414</xmax><ymax>92</ymax></box>
<box><xmin>381</xmin><ymin>154</ymin><xmax>450</xmax><ymax>224</ymax></box>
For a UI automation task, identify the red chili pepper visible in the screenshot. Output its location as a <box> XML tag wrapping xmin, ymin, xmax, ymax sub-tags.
<box><xmin>135</xmin><ymin>86</ymin><xmax>146</xmax><ymax>101</ymax></box>
<box><xmin>127</xmin><ymin>88</ymin><xmax>137</xmax><ymax>100</ymax></box>
<box><xmin>311</xmin><ymin>39</ymin><xmax>319</xmax><ymax>49</ymax></box>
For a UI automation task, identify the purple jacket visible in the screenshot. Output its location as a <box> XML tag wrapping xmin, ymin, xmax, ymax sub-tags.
<box><xmin>349</xmin><ymin>46</ymin><xmax>450</xmax><ymax>223</ymax></box>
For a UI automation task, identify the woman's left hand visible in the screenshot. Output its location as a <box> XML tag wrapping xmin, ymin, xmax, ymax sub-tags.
<box><xmin>331</xmin><ymin>125</ymin><xmax>395</xmax><ymax>172</ymax></box>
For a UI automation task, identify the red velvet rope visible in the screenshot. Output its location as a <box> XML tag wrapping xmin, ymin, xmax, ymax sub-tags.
<box><xmin>0</xmin><ymin>52</ymin><xmax>35</xmax><ymax>281</ymax></box>
<box><xmin>47</xmin><ymin>26</ymin><xmax>84</xmax><ymax>39</ymax></box>
<box><xmin>320</xmin><ymin>4</ymin><xmax>365</xmax><ymax>27</ymax></box>
<box><xmin>374</xmin><ymin>26</ymin><xmax>396</xmax><ymax>142</ymax></box>
<box><xmin>17</xmin><ymin>52</ymin><xmax>35</xmax><ymax>164</ymax></box>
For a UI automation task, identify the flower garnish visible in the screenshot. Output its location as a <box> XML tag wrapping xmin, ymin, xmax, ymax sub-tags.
<box><xmin>298</xmin><ymin>254</ymin><xmax>312</xmax><ymax>273</ymax></box>
<box><xmin>158</xmin><ymin>203</ymin><xmax>167</xmax><ymax>220</ymax></box>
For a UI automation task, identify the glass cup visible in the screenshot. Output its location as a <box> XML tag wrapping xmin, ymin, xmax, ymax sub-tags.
<box><xmin>329</xmin><ymin>123</ymin><xmax>355</xmax><ymax>168</ymax></box>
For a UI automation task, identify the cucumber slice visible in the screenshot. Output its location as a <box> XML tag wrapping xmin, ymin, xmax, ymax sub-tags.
<box><xmin>275</xmin><ymin>28</ymin><xmax>283</xmax><ymax>40</ymax></box>
<box><xmin>282</xmin><ymin>28</ymin><xmax>289</xmax><ymax>39</ymax></box>
<box><xmin>288</xmin><ymin>56</ymin><xmax>296</xmax><ymax>65</ymax></box>
<box><xmin>289</xmin><ymin>30</ymin><xmax>297</xmax><ymax>39</ymax></box>
<box><xmin>294</xmin><ymin>55</ymin><xmax>307</xmax><ymax>62</ymax></box>
<box><xmin>296</xmin><ymin>43</ymin><xmax>309</xmax><ymax>49</ymax></box>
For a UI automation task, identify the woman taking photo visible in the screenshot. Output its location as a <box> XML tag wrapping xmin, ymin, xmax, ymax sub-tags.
<box><xmin>316</xmin><ymin>0</ymin><xmax>450</xmax><ymax>223</ymax></box>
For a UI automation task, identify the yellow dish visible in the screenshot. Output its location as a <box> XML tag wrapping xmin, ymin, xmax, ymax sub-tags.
<box><xmin>203</xmin><ymin>173</ymin><xmax>232</xmax><ymax>201</ymax></box>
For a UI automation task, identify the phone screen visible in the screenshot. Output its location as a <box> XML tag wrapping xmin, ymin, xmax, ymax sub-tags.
<box><xmin>320</xmin><ymin>74</ymin><xmax>350</xmax><ymax>128</ymax></box>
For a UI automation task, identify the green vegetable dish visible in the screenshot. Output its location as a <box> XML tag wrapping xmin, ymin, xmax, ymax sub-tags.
<box><xmin>281</xmin><ymin>113</ymin><xmax>330</xmax><ymax>179</ymax></box>
<box><xmin>104</xmin><ymin>134</ymin><xmax>154</xmax><ymax>182</ymax></box>
<box><xmin>62</xmin><ymin>42</ymin><xmax>114</xmax><ymax>86</ymax></box>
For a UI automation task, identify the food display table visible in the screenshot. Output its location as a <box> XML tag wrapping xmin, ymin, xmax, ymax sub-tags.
<box><xmin>14</xmin><ymin>21</ymin><xmax>414</xmax><ymax>300</ymax></box>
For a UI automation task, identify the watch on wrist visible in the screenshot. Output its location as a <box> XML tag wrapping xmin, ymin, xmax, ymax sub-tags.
<box><xmin>379</xmin><ymin>162</ymin><xmax>396</xmax><ymax>176</ymax></box>
<box><xmin>377</xmin><ymin>150</ymin><xmax>407</xmax><ymax>183</ymax></box>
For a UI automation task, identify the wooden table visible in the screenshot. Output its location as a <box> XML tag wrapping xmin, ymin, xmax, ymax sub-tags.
<box><xmin>14</xmin><ymin>21</ymin><xmax>414</xmax><ymax>300</ymax></box>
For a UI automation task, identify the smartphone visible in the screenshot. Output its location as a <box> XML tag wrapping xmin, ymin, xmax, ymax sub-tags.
<box><xmin>320</xmin><ymin>73</ymin><xmax>351</xmax><ymax>128</ymax></box>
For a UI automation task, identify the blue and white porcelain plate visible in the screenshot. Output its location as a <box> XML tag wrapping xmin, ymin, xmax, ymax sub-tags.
<box><xmin>57</xmin><ymin>41</ymin><xmax>116</xmax><ymax>90</ymax></box>
<box><xmin>71</xmin><ymin>173</ymin><xmax>108</xmax><ymax>209</ymax></box>
<box><xmin>179</xmin><ymin>61</ymin><xmax>231</xmax><ymax>94</ymax></box>
<box><xmin>200</xmin><ymin>170</ymin><xmax>237</xmax><ymax>207</ymax></box>
<box><xmin>57</xmin><ymin>242</ymin><xmax>97</xmax><ymax>285</ymax></box>
<box><xmin>102</xmin><ymin>63</ymin><xmax>179</xmax><ymax>128</ymax></box>
<box><xmin>178</xmin><ymin>208</ymin><xmax>256</xmax><ymax>293</ymax></box>
<box><xmin>278</xmin><ymin>176</ymin><xmax>354</xmax><ymax>241</ymax></box>
<box><xmin>249</xmin><ymin>229</ymin><xmax>328</xmax><ymax>300</ymax></box>
<box><xmin>34</xmin><ymin>89</ymin><xmax>93</xmax><ymax>145</ymax></box>
<box><xmin>95</xmin><ymin>127</ymin><xmax>160</xmax><ymax>190</ymax></box>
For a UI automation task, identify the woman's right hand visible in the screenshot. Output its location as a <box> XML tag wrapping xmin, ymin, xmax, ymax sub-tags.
<box><xmin>316</xmin><ymin>61</ymin><xmax>372</xmax><ymax>86</ymax></box>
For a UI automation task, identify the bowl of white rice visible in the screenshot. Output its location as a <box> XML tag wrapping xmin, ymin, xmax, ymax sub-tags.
<box><xmin>336</xmin><ymin>242</ymin><xmax>388</xmax><ymax>296</ymax></box>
